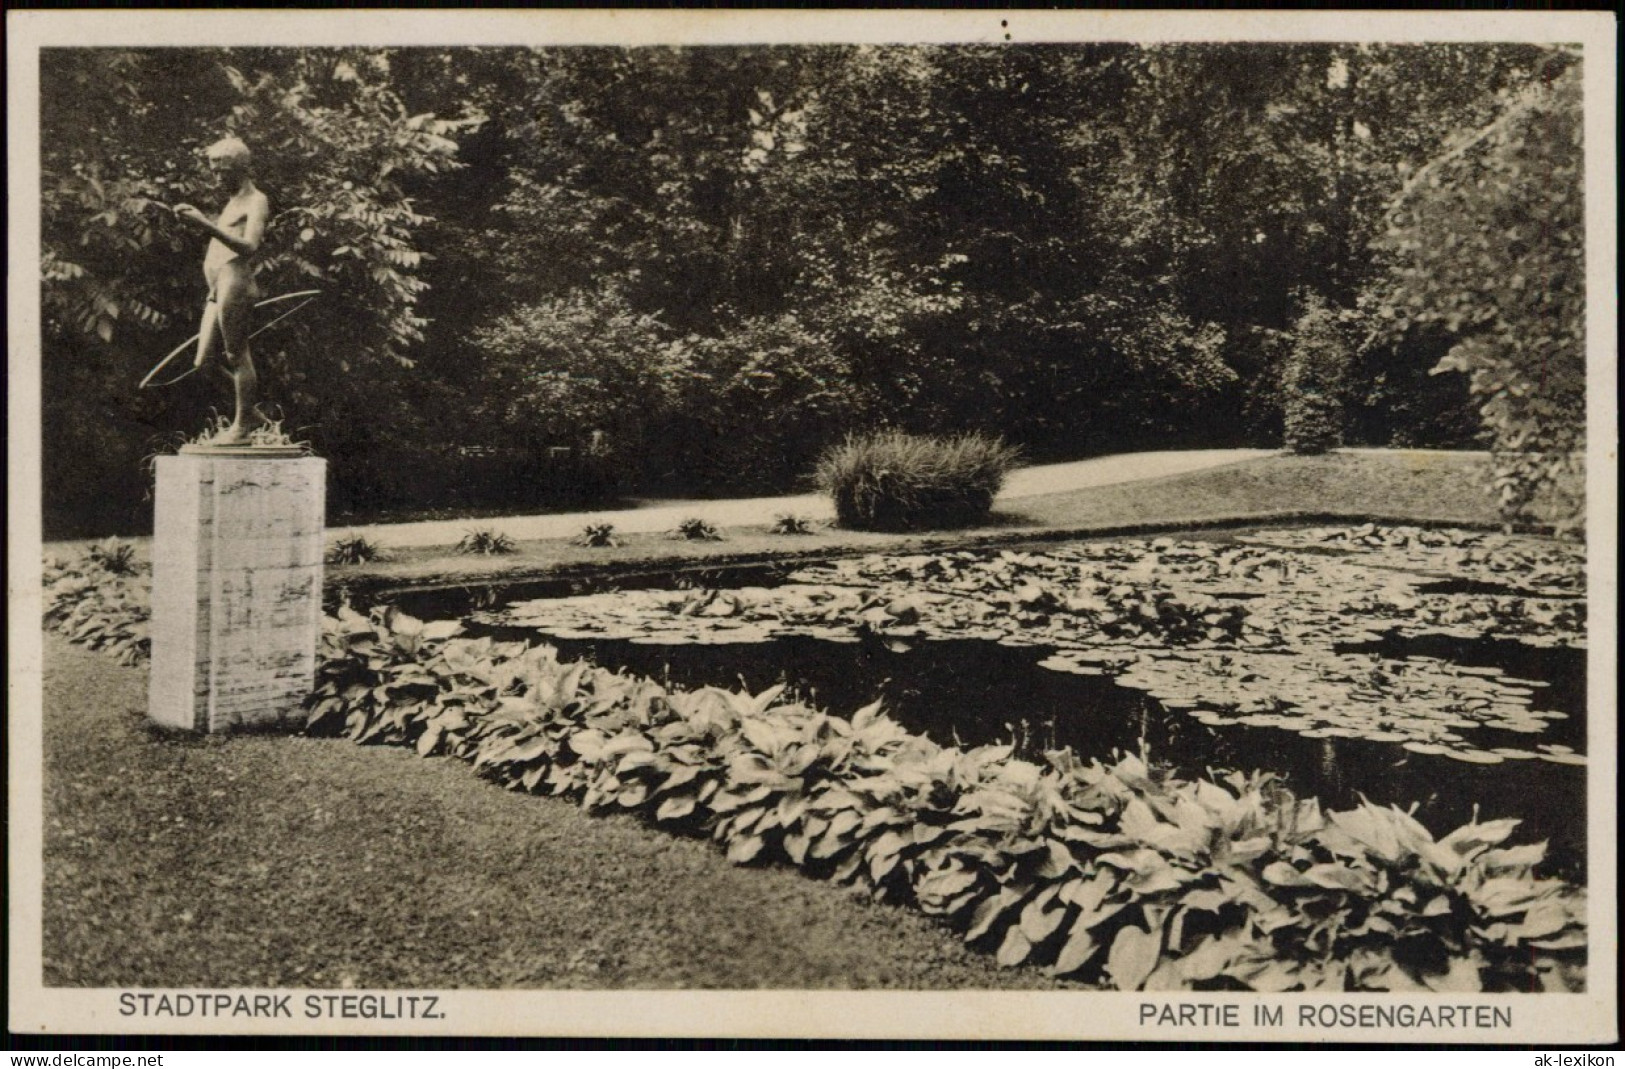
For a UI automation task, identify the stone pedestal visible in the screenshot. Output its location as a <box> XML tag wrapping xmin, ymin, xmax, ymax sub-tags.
<box><xmin>148</xmin><ymin>451</ymin><xmax>326</xmax><ymax>732</ymax></box>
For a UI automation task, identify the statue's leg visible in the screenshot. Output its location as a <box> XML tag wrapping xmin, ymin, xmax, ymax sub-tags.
<box><xmin>212</xmin><ymin>266</ymin><xmax>265</xmax><ymax>443</ymax></box>
<box><xmin>193</xmin><ymin>298</ymin><xmax>221</xmax><ymax>370</ymax></box>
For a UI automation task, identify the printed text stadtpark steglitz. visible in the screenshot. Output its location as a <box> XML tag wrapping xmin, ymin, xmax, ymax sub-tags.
<box><xmin>1139</xmin><ymin>1001</ymin><xmax>1515</xmax><ymax>1030</ymax></box>
<box><xmin>117</xmin><ymin>991</ymin><xmax>445</xmax><ymax>1020</ymax></box>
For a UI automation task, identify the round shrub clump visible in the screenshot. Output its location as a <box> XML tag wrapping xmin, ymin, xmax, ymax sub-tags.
<box><xmin>815</xmin><ymin>430</ymin><xmax>1022</xmax><ymax>531</ymax></box>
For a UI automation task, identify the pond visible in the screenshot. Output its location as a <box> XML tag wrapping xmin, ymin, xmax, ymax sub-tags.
<box><xmin>383</xmin><ymin>524</ymin><xmax>1589</xmax><ymax>878</ymax></box>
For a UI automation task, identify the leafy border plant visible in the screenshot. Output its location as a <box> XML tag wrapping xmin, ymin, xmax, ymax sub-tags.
<box><xmin>43</xmin><ymin>551</ymin><xmax>151</xmax><ymax>665</ymax></box>
<box><xmin>305</xmin><ymin>606</ymin><xmax>1586</xmax><ymax>993</ymax></box>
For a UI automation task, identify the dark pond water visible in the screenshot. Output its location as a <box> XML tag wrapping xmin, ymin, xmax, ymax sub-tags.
<box><xmin>344</xmin><ymin>562</ymin><xmax>800</xmax><ymax>617</ymax></box>
<box><xmin>459</xmin><ymin>625</ymin><xmax>1586</xmax><ymax>880</ymax></box>
<box><xmin>1414</xmin><ymin>578</ymin><xmax>1584</xmax><ymax>599</ymax></box>
<box><xmin>381</xmin><ymin>554</ymin><xmax>1587</xmax><ymax>880</ymax></box>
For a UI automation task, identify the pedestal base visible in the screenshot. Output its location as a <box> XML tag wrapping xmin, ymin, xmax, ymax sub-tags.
<box><xmin>148</xmin><ymin>454</ymin><xmax>326</xmax><ymax>732</ymax></box>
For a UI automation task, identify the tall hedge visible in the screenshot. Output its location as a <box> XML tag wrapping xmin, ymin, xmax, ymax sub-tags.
<box><xmin>1281</xmin><ymin>298</ymin><xmax>1351</xmax><ymax>455</ymax></box>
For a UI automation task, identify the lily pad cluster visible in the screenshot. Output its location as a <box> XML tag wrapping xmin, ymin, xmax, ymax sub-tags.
<box><xmin>307</xmin><ymin>605</ymin><xmax>1586</xmax><ymax>992</ymax></box>
<box><xmin>1238</xmin><ymin>524</ymin><xmax>1585</xmax><ymax>598</ymax></box>
<box><xmin>487</xmin><ymin>526</ymin><xmax>1586</xmax><ymax>767</ymax></box>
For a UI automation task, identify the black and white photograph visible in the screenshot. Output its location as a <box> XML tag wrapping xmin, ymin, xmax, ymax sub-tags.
<box><xmin>7</xmin><ymin>9</ymin><xmax>1616</xmax><ymax>1046</ymax></box>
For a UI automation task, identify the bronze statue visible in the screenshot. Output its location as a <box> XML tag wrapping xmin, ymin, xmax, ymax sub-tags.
<box><xmin>172</xmin><ymin>137</ymin><xmax>270</xmax><ymax>445</ymax></box>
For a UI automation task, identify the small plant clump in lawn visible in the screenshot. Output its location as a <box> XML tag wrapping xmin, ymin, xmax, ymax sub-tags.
<box><xmin>573</xmin><ymin>523</ymin><xmax>622</xmax><ymax>548</ymax></box>
<box><xmin>669</xmin><ymin>517</ymin><xmax>723</xmax><ymax>542</ymax></box>
<box><xmin>770</xmin><ymin>514</ymin><xmax>817</xmax><ymax>535</ymax></box>
<box><xmin>87</xmin><ymin>537</ymin><xmax>140</xmax><ymax>575</ymax></box>
<box><xmin>327</xmin><ymin>533</ymin><xmax>387</xmax><ymax>565</ymax></box>
<box><xmin>456</xmin><ymin>528</ymin><xmax>517</xmax><ymax>556</ymax></box>
<box><xmin>816</xmin><ymin>430</ymin><xmax>1021</xmax><ymax>531</ymax></box>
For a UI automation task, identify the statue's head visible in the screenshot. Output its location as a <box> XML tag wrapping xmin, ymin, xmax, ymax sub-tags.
<box><xmin>205</xmin><ymin>137</ymin><xmax>253</xmax><ymax>184</ymax></box>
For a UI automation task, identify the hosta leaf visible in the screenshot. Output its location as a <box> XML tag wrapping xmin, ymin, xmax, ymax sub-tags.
<box><xmin>1051</xmin><ymin>920</ymin><xmax>1100</xmax><ymax>976</ymax></box>
<box><xmin>965</xmin><ymin>889</ymin><xmax>1019</xmax><ymax>943</ymax></box>
<box><xmin>1512</xmin><ymin>900</ymin><xmax>1576</xmax><ymax>941</ymax></box>
<box><xmin>1175</xmin><ymin>933</ymin><xmax>1251</xmax><ymax>982</ymax></box>
<box><xmin>811</xmin><ymin>828</ymin><xmax>854</xmax><ymax>861</ymax></box>
<box><xmin>1532</xmin><ymin>955</ymin><xmax>1584</xmax><ymax>992</ymax></box>
<box><xmin>1303</xmin><ymin>862</ymin><xmax>1375</xmax><ymax>894</ymax></box>
<box><xmin>1438</xmin><ymin>818</ymin><xmax>1522</xmax><ymax>857</ymax></box>
<box><xmin>726</xmin><ymin>834</ymin><xmax>766</xmax><ymax>865</ymax></box>
<box><xmin>1019</xmin><ymin>887</ymin><xmax>1067</xmax><ymax>943</ymax></box>
<box><xmin>570</xmin><ymin>729</ymin><xmax>609</xmax><ymax>761</ymax></box>
<box><xmin>831</xmin><ymin>850</ymin><xmax>864</xmax><ymax>885</ymax></box>
<box><xmin>1107</xmin><ymin>923</ymin><xmax>1162</xmax><ymax>991</ymax></box>
<box><xmin>1034</xmin><ymin>840</ymin><xmax>1077</xmax><ymax>880</ymax></box>
<box><xmin>1262</xmin><ymin>861</ymin><xmax>1310</xmax><ymax>887</ymax></box>
<box><xmin>1233</xmin><ymin>958</ymin><xmax>1311</xmax><ymax>993</ymax></box>
<box><xmin>867</xmin><ymin>829</ymin><xmax>909</xmax><ymax>860</ymax></box>
<box><xmin>416</xmin><ymin>723</ymin><xmax>445</xmax><ymax>756</ymax></box>
<box><xmin>741</xmin><ymin>717</ymin><xmax>794</xmax><ymax>755</ymax></box>
<box><xmin>1325</xmin><ymin>807</ymin><xmax>1406</xmax><ymax>863</ymax></box>
<box><xmin>1528</xmin><ymin>930</ymin><xmax>1587</xmax><ymax>951</ymax></box>
<box><xmin>657</xmin><ymin>763</ymin><xmax>704</xmax><ymax>795</ymax></box>
<box><xmin>1470</xmin><ymin>877</ymin><xmax>1544</xmax><ymax>918</ymax></box>
<box><xmin>1479</xmin><ymin>842</ymin><xmax>1548</xmax><ymax>873</ymax></box>
<box><xmin>783</xmin><ymin>830</ymin><xmax>811</xmax><ymax>865</ymax></box>
<box><xmin>656</xmin><ymin>794</ymin><xmax>698</xmax><ymax>822</ymax></box>
<box><xmin>996</xmin><ymin>925</ymin><xmax>1034</xmax><ymax>968</ymax></box>
<box><xmin>916</xmin><ymin>866</ymin><xmax>979</xmax><ymax>908</ymax></box>
<box><xmin>712</xmin><ymin>783</ymin><xmax>776</xmax><ymax>813</ymax></box>
<box><xmin>1420</xmin><ymin>954</ymin><xmax>1484</xmax><ymax>993</ymax></box>
<box><xmin>602</xmin><ymin>732</ymin><xmax>654</xmax><ymax>757</ymax></box>
<box><xmin>728</xmin><ymin>683</ymin><xmax>786</xmax><ymax>718</ymax></box>
<box><xmin>850</xmin><ymin>699</ymin><xmax>885</xmax><ymax>730</ymax></box>
<box><xmin>861</xmin><ymin>806</ymin><xmax>906</xmax><ymax>833</ymax></box>
<box><xmin>420</xmin><ymin>619</ymin><xmax>463</xmax><ymax>642</ymax></box>
<box><xmin>776</xmin><ymin>793</ymin><xmax>810</xmax><ymax>828</ymax></box>
<box><xmin>1059</xmin><ymin>871</ymin><xmax>1115</xmax><ymax>914</ymax></box>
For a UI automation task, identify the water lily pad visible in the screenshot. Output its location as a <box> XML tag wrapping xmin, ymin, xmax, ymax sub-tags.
<box><xmin>1442</xmin><ymin>749</ymin><xmax>1504</xmax><ymax>764</ymax></box>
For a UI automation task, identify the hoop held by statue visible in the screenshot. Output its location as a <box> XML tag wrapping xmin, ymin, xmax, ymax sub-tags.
<box><xmin>139</xmin><ymin>289</ymin><xmax>321</xmax><ymax>390</ymax></box>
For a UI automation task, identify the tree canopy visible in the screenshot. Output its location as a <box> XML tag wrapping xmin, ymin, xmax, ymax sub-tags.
<box><xmin>36</xmin><ymin>43</ymin><xmax>1585</xmax><ymax>535</ymax></box>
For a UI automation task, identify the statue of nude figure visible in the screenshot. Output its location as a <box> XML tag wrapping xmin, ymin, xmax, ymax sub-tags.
<box><xmin>172</xmin><ymin>137</ymin><xmax>270</xmax><ymax>446</ymax></box>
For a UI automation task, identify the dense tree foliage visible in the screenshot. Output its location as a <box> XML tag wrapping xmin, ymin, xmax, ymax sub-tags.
<box><xmin>36</xmin><ymin>43</ymin><xmax>1586</xmax><ymax>535</ymax></box>
<box><xmin>1370</xmin><ymin>56</ymin><xmax>1585</xmax><ymax>526</ymax></box>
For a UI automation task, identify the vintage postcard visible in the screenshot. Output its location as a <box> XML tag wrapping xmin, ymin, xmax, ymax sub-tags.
<box><xmin>7</xmin><ymin>9</ymin><xmax>1616</xmax><ymax>1044</ymax></box>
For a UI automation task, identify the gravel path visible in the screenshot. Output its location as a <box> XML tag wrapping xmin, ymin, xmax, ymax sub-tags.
<box><xmin>339</xmin><ymin>449</ymin><xmax>1273</xmax><ymax>549</ymax></box>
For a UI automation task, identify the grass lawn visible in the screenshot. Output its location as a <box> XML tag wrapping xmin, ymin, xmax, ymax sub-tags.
<box><xmin>41</xmin><ymin>634</ymin><xmax>1071</xmax><ymax>990</ymax></box>
<box><xmin>1010</xmin><ymin>450</ymin><xmax>1501</xmax><ymax>530</ymax></box>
